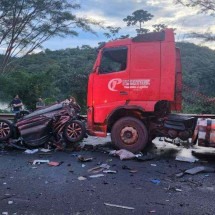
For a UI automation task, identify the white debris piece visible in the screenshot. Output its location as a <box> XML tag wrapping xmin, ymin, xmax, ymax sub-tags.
<box><xmin>175</xmin><ymin>155</ymin><xmax>198</xmax><ymax>163</ymax></box>
<box><xmin>89</xmin><ymin>174</ymin><xmax>105</xmax><ymax>178</ymax></box>
<box><xmin>24</xmin><ymin>149</ymin><xmax>39</xmax><ymax>154</ymax></box>
<box><xmin>40</xmin><ymin>148</ymin><xmax>51</xmax><ymax>153</ymax></box>
<box><xmin>78</xmin><ymin>176</ymin><xmax>87</xmax><ymax>181</ymax></box>
<box><xmin>104</xmin><ymin>203</ymin><xmax>134</xmax><ymax>210</ymax></box>
<box><xmin>32</xmin><ymin>160</ymin><xmax>50</xmax><ymax>165</ymax></box>
<box><xmin>109</xmin><ymin>149</ymin><xmax>136</xmax><ymax>160</ymax></box>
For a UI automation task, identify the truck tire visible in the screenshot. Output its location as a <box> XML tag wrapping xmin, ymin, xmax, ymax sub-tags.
<box><xmin>63</xmin><ymin>120</ymin><xmax>86</xmax><ymax>144</ymax></box>
<box><xmin>0</xmin><ymin>119</ymin><xmax>13</xmax><ymax>141</ymax></box>
<box><xmin>111</xmin><ymin>117</ymin><xmax>148</xmax><ymax>153</ymax></box>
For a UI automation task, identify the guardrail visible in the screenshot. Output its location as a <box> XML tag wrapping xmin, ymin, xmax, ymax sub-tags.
<box><xmin>0</xmin><ymin>113</ymin><xmax>15</xmax><ymax>121</ymax></box>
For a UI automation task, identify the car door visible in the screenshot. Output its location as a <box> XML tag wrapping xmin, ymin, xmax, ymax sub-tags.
<box><xmin>92</xmin><ymin>46</ymin><xmax>130</xmax><ymax>123</ymax></box>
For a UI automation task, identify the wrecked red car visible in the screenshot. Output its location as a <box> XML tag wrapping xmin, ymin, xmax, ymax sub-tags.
<box><xmin>0</xmin><ymin>102</ymin><xmax>86</xmax><ymax>148</ymax></box>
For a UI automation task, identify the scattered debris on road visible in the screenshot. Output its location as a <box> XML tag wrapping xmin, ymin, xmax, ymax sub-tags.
<box><xmin>78</xmin><ymin>176</ymin><xmax>87</xmax><ymax>181</ymax></box>
<box><xmin>176</xmin><ymin>166</ymin><xmax>215</xmax><ymax>177</ymax></box>
<box><xmin>40</xmin><ymin>148</ymin><xmax>52</xmax><ymax>153</ymax></box>
<box><xmin>175</xmin><ymin>155</ymin><xmax>198</xmax><ymax>163</ymax></box>
<box><xmin>175</xmin><ymin>188</ymin><xmax>182</xmax><ymax>192</ymax></box>
<box><xmin>109</xmin><ymin>149</ymin><xmax>136</xmax><ymax>160</ymax></box>
<box><xmin>77</xmin><ymin>155</ymin><xmax>93</xmax><ymax>162</ymax></box>
<box><xmin>104</xmin><ymin>202</ymin><xmax>135</xmax><ymax>210</ymax></box>
<box><xmin>151</xmin><ymin>179</ymin><xmax>161</xmax><ymax>185</ymax></box>
<box><xmin>89</xmin><ymin>174</ymin><xmax>105</xmax><ymax>178</ymax></box>
<box><xmin>32</xmin><ymin>159</ymin><xmax>50</xmax><ymax>165</ymax></box>
<box><xmin>129</xmin><ymin>169</ymin><xmax>138</xmax><ymax>173</ymax></box>
<box><xmin>185</xmin><ymin>166</ymin><xmax>215</xmax><ymax>175</ymax></box>
<box><xmin>88</xmin><ymin>164</ymin><xmax>110</xmax><ymax>174</ymax></box>
<box><xmin>48</xmin><ymin>161</ymin><xmax>63</xmax><ymax>167</ymax></box>
<box><xmin>8</xmin><ymin>200</ymin><xmax>13</xmax><ymax>205</ymax></box>
<box><xmin>103</xmin><ymin>170</ymin><xmax>117</xmax><ymax>174</ymax></box>
<box><xmin>24</xmin><ymin>149</ymin><xmax>39</xmax><ymax>154</ymax></box>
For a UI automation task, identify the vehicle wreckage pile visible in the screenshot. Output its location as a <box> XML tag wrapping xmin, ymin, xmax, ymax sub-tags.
<box><xmin>0</xmin><ymin>102</ymin><xmax>86</xmax><ymax>150</ymax></box>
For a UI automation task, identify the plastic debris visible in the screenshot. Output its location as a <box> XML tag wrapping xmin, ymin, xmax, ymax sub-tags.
<box><xmin>175</xmin><ymin>172</ymin><xmax>184</xmax><ymax>178</ymax></box>
<box><xmin>81</xmin><ymin>164</ymin><xmax>86</xmax><ymax>168</ymax></box>
<box><xmin>24</xmin><ymin>149</ymin><xmax>38</xmax><ymax>154</ymax></box>
<box><xmin>151</xmin><ymin>179</ymin><xmax>160</xmax><ymax>185</ymax></box>
<box><xmin>78</xmin><ymin>155</ymin><xmax>93</xmax><ymax>162</ymax></box>
<box><xmin>89</xmin><ymin>174</ymin><xmax>105</xmax><ymax>178</ymax></box>
<box><xmin>104</xmin><ymin>203</ymin><xmax>134</xmax><ymax>210</ymax></box>
<box><xmin>32</xmin><ymin>160</ymin><xmax>50</xmax><ymax>165</ymax></box>
<box><xmin>109</xmin><ymin>149</ymin><xmax>136</xmax><ymax>160</ymax></box>
<box><xmin>185</xmin><ymin>166</ymin><xmax>215</xmax><ymax>175</ymax></box>
<box><xmin>175</xmin><ymin>155</ymin><xmax>198</xmax><ymax>163</ymax></box>
<box><xmin>40</xmin><ymin>148</ymin><xmax>51</xmax><ymax>153</ymax></box>
<box><xmin>78</xmin><ymin>176</ymin><xmax>87</xmax><ymax>181</ymax></box>
<box><xmin>88</xmin><ymin>164</ymin><xmax>110</xmax><ymax>173</ymax></box>
<box><xmin>151</xmin><ymin>164</ymin><xmax>157</xmax><ymax>167</ymax></box>
<box><xmin>48</xmin><ymin>161</ymin><xmax>63</xmax><ymax>167</ymax></box>
<box><xmin>129</xmin><ymin>169</ymin><xmax>138</xmax><ymax>173</ymax></box>
<box><xmin>176</xmin><ymin>166</ymin><xmax>215</xmax><ymax>177</ymax></box>
<box><xmin>103</xmin><ymin>170</ymin><xmax>117</xmax><ymax>174</ymax></box>
<box><xmin>175</xmin><ymin>188</ymin><xmax>182</xmax><ymax>192</ymax></box>
<box><xmin>8</xmin><ymin>200</ymin><xmax>13</xmax><ymax>205</ymax></box>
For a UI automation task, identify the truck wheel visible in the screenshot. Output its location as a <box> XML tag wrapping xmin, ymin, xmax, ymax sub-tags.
<box><xmin>63</xmin><ymin>120</ymin><xmax>86</xmax><ymax>143</ymax></box>
<box><xmin>111</xmin><ymin>117</ymin><xmax>148</xmax><ymax>153</ymax></box>
<box><xmin>0</xmin><ymin>119</ymin><xmax>13</xmax><ymax>141</ymax></box>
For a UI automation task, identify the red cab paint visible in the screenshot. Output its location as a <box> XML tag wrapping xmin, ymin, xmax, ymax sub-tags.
<box><xmin>87</xmin><ymin>29</ymin><xmax>184</xmax><ymax>152</ymax></box>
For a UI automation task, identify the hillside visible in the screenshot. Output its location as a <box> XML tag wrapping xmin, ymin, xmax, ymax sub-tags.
<box><xmin>177</xmin><ymin>42</ymin><xmax>215</xmax><ymax>113</ymax></box>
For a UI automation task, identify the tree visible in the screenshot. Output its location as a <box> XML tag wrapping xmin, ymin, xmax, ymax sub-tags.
<box><xmin>175</xmin><ymin>0</ymin><xmax>215</xmax><ymax>14</ymax></box>
<box><xmin>103</xmin><ymin>26</ymin><xmax>121</xmax><ymax>40</ymax></box>
<box><xmin>175</xmin><ymin>0</ymin><xmax>215</xmax><ymax>41</ymax></box>
<box><xmin>152</xmin><ymin>24</ymin><xmax>168</xmax><ymax>32</ymax></box>
<box><xmin>0</xmin><ymin>0</ymin><xmax>101</xmax><ymax>74</ymax></box>
<box><xmin>123</xmin><ymin>9</ymin><xmax>153</xmax><ymax>35</ymax></box>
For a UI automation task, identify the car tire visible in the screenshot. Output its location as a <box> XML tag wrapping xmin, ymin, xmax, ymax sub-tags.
<box><xmin>111</xmin><ymin>117</ymin><xmax>148</xmax><ymax>153</ymax></box>
<box><xmin>63</xmin><ymin>120</ymin><xmax>86</xmax><ymax>143</ymax></box>
<box><xmin>0</xmin><ymin>119</ymin><xmax>13</xmax><ymax>141</ymax></box>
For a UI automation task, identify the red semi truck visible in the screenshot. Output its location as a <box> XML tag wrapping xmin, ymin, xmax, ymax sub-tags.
<box><xmin>87</xmin><ymin>29</ymin><xmax>195</xmax><ymax>152</ymax></box>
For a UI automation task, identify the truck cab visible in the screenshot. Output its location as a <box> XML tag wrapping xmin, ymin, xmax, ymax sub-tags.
<box><xmin>87</xmin><ymin>29</ymin><xmax>185</xmax><ymax>152</ymax></box>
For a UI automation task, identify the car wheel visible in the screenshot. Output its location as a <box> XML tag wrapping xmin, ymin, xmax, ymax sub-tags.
<box><xmin>63</xmin><ymin>120</ymin><xmax>86</xmax><ymax>143</ymax></box>
<box><xmin>111</xmin><ymin>117</ymin><xmax>148</xmax><ymax>153</ymax></box>
<box><xmin>0</xmin><ymin>119</ymin><xmax>13</xmax><ymax>141</ymax></box>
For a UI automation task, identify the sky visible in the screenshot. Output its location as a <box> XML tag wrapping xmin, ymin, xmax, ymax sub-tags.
<box><xmin>42</xmin><ymin>0</ymin><xmax>215</xmax><ymax>50</ymax></box>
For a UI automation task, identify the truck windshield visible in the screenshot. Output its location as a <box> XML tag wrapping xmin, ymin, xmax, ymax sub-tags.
<box><xmin>99</xmin><ymin>46</ymin><xmax>128</xmax><ymax>74</ymax></box>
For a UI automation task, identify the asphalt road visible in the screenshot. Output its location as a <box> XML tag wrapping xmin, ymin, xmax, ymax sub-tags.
<box><xmin>1</xmin><ymin>137</ymin><xmax>215</xmax><ymax>215</ymax></box>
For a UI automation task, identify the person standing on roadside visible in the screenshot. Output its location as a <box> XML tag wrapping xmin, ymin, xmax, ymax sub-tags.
<box><xmin>10</xmin><ymin>95</ymin><xmax>23</xmax><ymax>114</ymax></box>
<box><xmin>36</xmin><ymin>97</ymin><xmax>45</xmax><ymax>109</ymax></box>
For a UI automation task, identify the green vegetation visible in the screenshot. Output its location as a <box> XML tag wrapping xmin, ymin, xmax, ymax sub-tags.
<box><xmin>0</xmin><ymin>0</ymin><xmax>102</xmax><ymax>74</ymax></box>
<box><xmin>0</xmin><ymin>42</ymin><xmax>215</xmax><ymax>114</ymax></box>
<box><xmin>0</xmin><ymin>46</ymin><xmax>96</xmax><ymax>112</ymax></box>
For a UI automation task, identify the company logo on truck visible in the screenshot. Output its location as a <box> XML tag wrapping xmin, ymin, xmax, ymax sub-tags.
<box><xmin>108</xmin><ymin>78</ymin><xmax>150</xmax><ymax>91</ymax></box>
